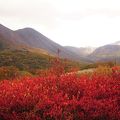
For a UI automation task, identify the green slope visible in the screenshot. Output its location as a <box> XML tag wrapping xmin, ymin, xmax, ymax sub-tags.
<box><xmin>0</xmin><ymin>50</ymin><xmax>51</xmax><ymax>71</ymax></box>
<box><xmin>0</xmin><ymin>50</ymin><xmax>88</xmax><ymax>73</ymax></box>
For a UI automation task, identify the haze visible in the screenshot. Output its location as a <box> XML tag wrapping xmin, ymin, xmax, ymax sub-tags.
<box><xmin>0</xmin><ymin>0</ymin><xmax>120</xmax><ymax>47</ymax></box>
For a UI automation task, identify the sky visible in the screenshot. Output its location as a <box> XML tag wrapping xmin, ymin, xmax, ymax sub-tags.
<box><xmin>0</xmin><ymin>0</ymin><xmax>120</xmax><ymax>47</ymax></box>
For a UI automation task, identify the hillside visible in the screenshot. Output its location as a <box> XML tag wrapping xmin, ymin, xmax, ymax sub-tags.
<box><xmin>16</xmin><ymin>28</ymin><xmax>88</xmax><ymax>61</ymax></box>
<box><xmin>89</xmin><ymin>44</ymin><xmax>120</xmax><ymax>62</ymax></box>
<box><xmin>0</xmin><ymin>24</ymin><xmax>90</xmax><ymax>62</ymax></box>
<box><xmin>65</xmin><ymin>46</ymin><xmax>95</xmax><ymax>57</ymax></box>
<box><xmin>0</xmin><ymin>50</ymin><xmax>88</xmax><ymax>74</ymax></box>
<box><xmin>0</xmin><ymin>24</ymin><xmax>28</xmax><ymax>50</ymax></box>
<box><xmin>2</xmin><ymin>24</ymin><xmax>120</xmax><ymax>64</ymax></box>
<box><xmin>0</xmin><ymin>50</ymin><xmax>50</xmax><ymax>70</ymax></box>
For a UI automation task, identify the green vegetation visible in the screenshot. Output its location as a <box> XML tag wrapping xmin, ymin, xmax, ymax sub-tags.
<box><xmin>0</xmin><ymin>50</ymin><xmax>51</xmax><ymax>71</ymax></box>
<box><xmin>0</xmin><ymin>66</ymin><xmax>20</xmax><ymax>80</ymax></box>
<box><xmin>0</xmin><ymin>50</ymin><xmax>117</xmax><ymax>80</ymax></box>
<box><xmin>0</xmin><ymin>50</ymin><xmax>86</xmax><ymax>79</ymax></box>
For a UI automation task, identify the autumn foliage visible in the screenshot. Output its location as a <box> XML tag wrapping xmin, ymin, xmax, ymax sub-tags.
<box><xmin>0</xmin><ymin>63</ymin><xmax>119</xmax><ymax>120</ymax></box>
<box><xmin>0</xmin><ymin>66</ymin><xmax>20</xmax><ymax>80</ymax></box>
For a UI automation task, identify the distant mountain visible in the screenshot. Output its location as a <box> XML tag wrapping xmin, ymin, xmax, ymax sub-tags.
<box><xmin>89</xmin><ymin>44</ymin><xmax>120</xmax><ymax>62</ymax></box>
<box><xmin>16</xmin><ymin>28</ymin><xmax>84</xmax><ymax>61</ymax></box>
<box><xmin>0</xmin><ymin>24</ymin><xmax>24</xmax><ymax>49</ymax></box>
<box><xmin>111</xmin><ymin>41</ymin><xmax>120</xmax><ymax>45</ymax></box>
<box><xmin>3</xmin><ymin>23</ymin><xmax>120</xmax><ymax>63</ymax></box>
<box><xmin>0</xmin><ymin>24</ymin><xmax>90</xmax><ymax>62</ymax></box>
<box><xmin>65</xmin><ymin>46</ymin><xmax>95</xmax><ymax>57</ymax></box>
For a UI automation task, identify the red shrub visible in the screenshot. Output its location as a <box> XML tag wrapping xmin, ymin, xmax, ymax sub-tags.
<box><xmin>0</xmin><ymin>66</ymin><xmax>119</xmax><ymax>120</ymax></box>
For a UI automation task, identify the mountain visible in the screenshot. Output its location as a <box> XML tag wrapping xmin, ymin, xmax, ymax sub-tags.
<box><xmin>2</xmin><ymin>24</ymin><xmax>120</xmax><ymax>63</ymax></box>
<box><xmin>2</xmin><ymin>23</ymin><xmax>120</xmax><ymax>64</ymax></box>
<box><xmin>65</xmin><ymin>46</ymin><xmax>95</xmax><ymax>57</ymax></box>
<box><xmin>111</xmin><ymin>41</ymin><xmax>120</xmax><ymax>45</ymax></box>
<box><xmin>89</xmin><ymin>44</ymin><xmax>120</xmax><ymax>62</ymax></box>
<box><xmin>0</xmin><ymin>24</ymin><xmax>33</xmax><ymax>51</ymax></box>
<box><xmin>0</xmin><ymin>24</ymin><xmax>90</xmax><ymax>62</ymax></box>
<box><xmin>16</xmin><ymin>28</ymin><xmax>85</xmax><ymax>61</ymax></box>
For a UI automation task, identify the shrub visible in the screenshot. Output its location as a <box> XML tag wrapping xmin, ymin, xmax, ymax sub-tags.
<box><xmin>0</xmin><ymin>66</ymin><xmax>20</xmax><ymax>80</ymax></box>
<box><xmin>0</xmin><ymin>66</ymin><xmax>119</xmax><ymax>120</ymax></box>
<box><xmin>94</xmin><ymin>65</ymin><xmax>112</xmax><ymax>76</ymax></box>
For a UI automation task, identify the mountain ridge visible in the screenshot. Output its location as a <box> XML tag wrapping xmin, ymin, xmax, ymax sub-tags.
<box><xmin>1</xmin><ymin>23</ymin><xmax>120</xmax><ymax>63</ymax></box>
<box><xmin>65</xmin><ymin>46</ymin><xmax>96</xmax><ymax>57</ymax></box>
<box><xmin>89</xmin><ymin>43</ymin><xmax>120</xmax><ymax>62</ymax></box>
<box><xmin>0</xmin><ymin>24</ymin><xmax>90</xmax><ymax>63</ymax></box>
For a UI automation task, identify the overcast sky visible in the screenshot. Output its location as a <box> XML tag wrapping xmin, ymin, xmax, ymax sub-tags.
<box><xmin>0</xmin><ymin>0</ymin><xmax>120</xmax><ymax>47</ymax></box>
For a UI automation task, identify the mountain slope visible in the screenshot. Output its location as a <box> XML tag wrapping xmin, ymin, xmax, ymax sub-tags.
<box><xmin>15</xmin><ymin>28</ymin><xmax>89</xmax><ymax>61</ymax></box>
<box><xmin>111</xmin><ymin>41</ymin><xmax>120</xmax><ymax>45</ymax></box>
<box><xmin>65</xmin><ymin>46</ymin><xmax>95</xmax><ymax>57</ymax></box>
<box><xmin>89</xmin><ymin>44</ymin><xmax>120</xmax><ymax>61</ymax></box>
<box><xmin>0</xmin><ymin>24</ymin><xmax>90</xmax><ymax>62</ymax></box>
<box><xmin>0</xmin><ymin>24</ymin><xmax>31</xmax><ymax>50</ymax></box>
<box><xmin>0</xmin><ymin>50</ymin><xmax>87</xmax><ymax>74</ymax></box>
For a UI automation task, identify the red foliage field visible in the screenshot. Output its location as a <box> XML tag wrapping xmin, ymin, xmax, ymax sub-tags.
<box><xmin>0</xmin><ymin>66</ymin><xmax>119</xmax><ymax>120</ymax></box>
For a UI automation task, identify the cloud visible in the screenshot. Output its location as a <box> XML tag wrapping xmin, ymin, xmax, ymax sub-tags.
<box><xmin>0</xmin><ymin>0</ymin><xmax>120</xmax><ymax>27</ymax></box>
<box><xmin>1</xmin><ymin>0</ymin><xmax>120</xmax><ymax>47</ymax></box>
<box><xmin>0</xmin><ymin>0</ymin><xmax>59</xmax><ymax>29</ymax></box>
